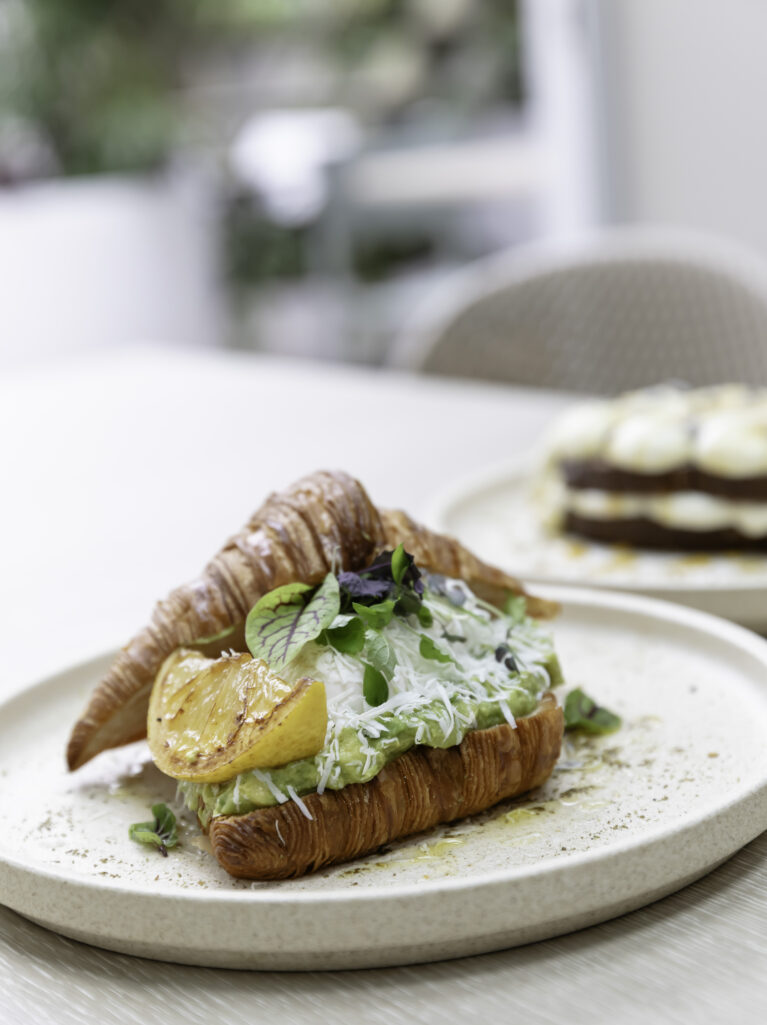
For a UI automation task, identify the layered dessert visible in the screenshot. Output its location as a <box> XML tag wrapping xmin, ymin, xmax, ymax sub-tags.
<box><xmin>541</xmin><ymin>385</ymin><xmax>767</xmax><ymax>550</ymax></box>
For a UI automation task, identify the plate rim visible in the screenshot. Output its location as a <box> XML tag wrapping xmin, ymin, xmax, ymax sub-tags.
<box><xmin>424</xmin><ymin>456</ymin><xmax>767</xmax><ymax>595</ymax></box>
<box><xmin>2</xmin><ymin>583</ymin><xmax>767</xmax><ymax>910</ymax></box>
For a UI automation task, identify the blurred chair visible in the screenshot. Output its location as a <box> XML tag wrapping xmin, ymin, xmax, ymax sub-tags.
<box><xmin>388</xmin><ymin>229</ymin><xmax>767</xmax><ymax>393</ymax></box>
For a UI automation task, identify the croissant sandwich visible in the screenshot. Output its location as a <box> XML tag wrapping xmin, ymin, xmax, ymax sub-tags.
<box><xmin>68</xmin><ymin>470</ymin><xmax>565</xmax><ymax>879</ymax></box>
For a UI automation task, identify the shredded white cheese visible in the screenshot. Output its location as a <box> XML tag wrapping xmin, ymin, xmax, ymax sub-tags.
<box><xmin>191</xmin><ymin>573</ymin><xmax>559</xmax><ymax>820</ymax></box>
<box><xmin>287</xmin><ymin>785</ymin><xmax>313</xmax><ymax>820</ymax></box>
<box><xmin>316</xmin><ymin>756</ymin><xmax>334</xmax><ymax>796</ymax></box>
<box><xmin>253</xmin><ymin>768</ymin><xmax>289</xmax><ymax>804</ymax></box>
<box><xmin>498</xmin><ymin>700</ymin><xmax>516</xmax><ymax>728</ymax></box>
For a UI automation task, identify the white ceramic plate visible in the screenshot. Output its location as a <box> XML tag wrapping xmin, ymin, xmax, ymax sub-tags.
<box><xmin>427</xmin><ymin>460</ymin><xmax>767</xmax><ymax>631</ymax></box>
<box><xmin>2</xmin><ymin>586</ymin><xmax>767</xmax><ymax>971</ymax></box>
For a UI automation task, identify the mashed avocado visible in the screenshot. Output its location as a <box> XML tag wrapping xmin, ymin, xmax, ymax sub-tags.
<box><xmin>179</xmin><ymin>572</ymin><xmax>562</xmax><ymax>826</ymax></box>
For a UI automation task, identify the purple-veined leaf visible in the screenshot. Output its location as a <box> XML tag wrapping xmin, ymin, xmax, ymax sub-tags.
<box><xmin>245</xmin><ymin>573</ymin><xmax>341</xmax><ymax>672</ymax></box>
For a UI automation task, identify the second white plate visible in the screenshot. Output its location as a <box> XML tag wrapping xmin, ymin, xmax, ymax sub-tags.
<box><xmin>427</xmin><ymin>460</ymin><xmax>767</xmax><ymax>631</ymax></box>
<box><xmin>1</xmin><ymin>587</ymin><xmax>767</xmax><ymax>970</ymax></box>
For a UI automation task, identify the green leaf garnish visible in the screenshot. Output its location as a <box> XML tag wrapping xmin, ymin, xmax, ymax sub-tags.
<box><xmin>189</xmin><ymin>624</ymin><xmax>237</xmax><ymax>647</ymax></box>
<box><xmin>338</xmin><ymin>548</ymin><xmax>424</xmax><ymax>618</ymax></box>
<box><xmin>364</xmin><ymin>631</ymin><xmax>397</xmax><ymax>680</ymax></box>
<box><xmin>352</xmin><ymin>599</ymin><xmax>396</xmax><ymax>630</ymax></box>
<box><xmin>362</xmin><ymin>662</ymin><xmax>389</xmax><ymax>706</ymax></box>
<box><xmin>129</xmin><ymin>803</ymin><xmax>179</xmax><ymax>857</ymax></box>
<box><xmin>323</xmin><ymin>616</ymin><xmax>366</xmax><ymax>655</ymax></box>
<box><xmin>419</xmin><ymin>635</ymin><xmax>459</xmax><ymax>666</ymax></box>
<box><xmin>503</xmin><ymin>594</ymin><xmax>527</xmax><ymax>623</ymax></box>
<box><xmin>391</xmin><ymin>543</ymin><xmax>409</xmax><ymax>585</ymax></box>
<box><xmin>245</xmin><ymin>573</ymin><xmax>340</xmax><ymax>672</ymax></box>
<box><xmin>417</xmin><ymin>605</ymin><xmax>433</xmax><ymax>627</ymax></box>
<box><xmin>563</xmin><ymin>688</ymin><xmax>621</xmax><ymax>734</ymax></box>
<box><xmin>396</xmin><ymin>589</ymin><xmax>423</xmax><ymax>619</ymax></box>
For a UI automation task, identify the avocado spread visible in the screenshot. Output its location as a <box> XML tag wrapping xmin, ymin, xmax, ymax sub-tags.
<box><xmin>179</xmin><ymin>565</ymin><xmax>562</xmax><ymax>826</ymax></box>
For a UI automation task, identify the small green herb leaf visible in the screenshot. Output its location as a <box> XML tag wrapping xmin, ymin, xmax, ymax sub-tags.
<box><xmin>395</xmin><ymin>589</ymin><xmax>423</xmax><ymax>619</ymax></box>
<box><xmin>186</xmin><ymin>623</ymin><xmax>244</xmax><ymax>658</ymax></box>
<box><xmin>352</xmin><ymin>599</ymin><xmax>396</xmax><ymax>630</ymax></box>
<box><xmin>339</xmin><ymin>548</ymin><xmax>423</xmax><ymax>612</ymax></box>
<box><xmin>419</xmin><ymin>635</ymin><xmax>459</xmax><ymax>666</ymax></box>
<box><xmin>129</xmin><ymin>803</ymin><xmax>179</xmax><ymax>857</ymax></box>
<box><xmin>391</xmin><ymin>543</ymin><xmax>409</xmax><ymax>585</ymax></box>
<box><xmin>503</xmin><ymin>594</ymin><xmax>527</xmax><ymax>623</ymax></box>
<box><xmin>245</xmin><ymin>573</ymin><xmax>340</xmax><ymax>671</ymax></box>
<box><xmin>323</xmin><ymin>616</ymin><xmax>366</xmax><ymax>655</ymax></box>
<box><xmin>189</xmin><ymin>624</ymin><xmax>237</xmax><ymax>647</ymax></box>
<box><xmin>362</xmin><ymin>662</ymin><xmax>389</xmax><ymax>706</ymax></box>
<box><xmin>364</xmin><ymin>631</ymin><xmax>397</xmax><ymax>680</ymax></box>
<box><xmin>417</xmin><ymin>604</ymin><xmax>433</xmax><ymax>627</ymax></box>
<box><xmin>563</xmin><ymin>688</ymin><xmax>621</xmax><ymax>735</ymax></box>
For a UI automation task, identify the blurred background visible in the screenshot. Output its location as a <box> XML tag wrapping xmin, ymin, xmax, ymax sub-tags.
<box><xmin>3</xmin><ymin>0</ymin><xmax>767</xmax><ymax>372</ymax></box>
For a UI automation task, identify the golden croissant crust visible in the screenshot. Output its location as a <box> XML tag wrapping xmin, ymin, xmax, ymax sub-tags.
<box><xmin>207</xmin><ymin>692</ymin><xmax>564</xmax><ymax>880</ymax></box>
<box><xmin>67</xmin><ymin>469</ymin><xmax>556</xmax><ymax>770</ymax></box>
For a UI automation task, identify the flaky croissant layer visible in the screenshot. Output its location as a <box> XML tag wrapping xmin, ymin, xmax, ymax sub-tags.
<box><xmin>67</xmin><ymin>470</ymin><xmax>556</xmax><ymax>771</ymax></box>
<box><xmin>208</xmin><ymin>693</ymin><xmax>564</xmax><ymax>879</ymax></box>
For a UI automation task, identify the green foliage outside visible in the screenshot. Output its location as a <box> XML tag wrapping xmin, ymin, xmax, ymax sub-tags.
<box><xmin>0</xmin><ymin>0</ymin><xmax>521</xmax><ymax>181</ymax></box>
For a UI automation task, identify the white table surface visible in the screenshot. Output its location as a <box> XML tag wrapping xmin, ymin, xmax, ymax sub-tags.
<box><xmin>2</xmin><ymin>347</ymin><xmax>765</xmax><ymax>1024</ymax></box>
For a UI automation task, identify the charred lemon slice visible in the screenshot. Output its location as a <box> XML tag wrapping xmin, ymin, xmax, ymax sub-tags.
<box><xmin>147</xmin><ymin>649</ymin><xmax>327</xmax><ymax>783</ymax></box>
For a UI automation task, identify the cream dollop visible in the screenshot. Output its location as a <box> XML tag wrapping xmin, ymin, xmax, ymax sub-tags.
<box><xmin>543</xmin><ymin>401</ymin><xmax>616</xmax><ymax>460</ymax></box>
<box><xmin>546</xmin><ymin>385</ymin><xmax>767</xmax><ymax>478</ymax></box>
<box><xmin>605</xmin><ymin>410</ymin><xmax>691</xmax><ymax>473</ymax></box>
<box><xmin>695</xmin><ymin>407</ymin><xmax>767</xmax><ymax>477</ymax></box>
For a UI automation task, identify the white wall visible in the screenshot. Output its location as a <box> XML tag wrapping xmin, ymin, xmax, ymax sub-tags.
<box><xmin>0</xmin><ymin>172</ymin><xmax>224</xmax><ymax>368</ymax></box>
<box><xmin>522</xmin><ymin>0</ymin><xmax>602</xmax><ymax>239</ymax></box>
<box><xmin>594</xmin><ymin>0</ymin><xmax>767</xmax><ymax>256</ymax></box>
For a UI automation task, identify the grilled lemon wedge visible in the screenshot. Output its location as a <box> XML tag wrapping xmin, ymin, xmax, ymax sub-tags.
<box><xmin>147</xmin><ymin>649</ymin><xmax>327</xmax><ymax>783</ymax></box>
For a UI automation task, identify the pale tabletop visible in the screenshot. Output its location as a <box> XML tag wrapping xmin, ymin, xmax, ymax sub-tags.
<box><xmin>1</xmin><ymin>348</ymin><xmax>764</xmax><ymax>1024</ymax></box>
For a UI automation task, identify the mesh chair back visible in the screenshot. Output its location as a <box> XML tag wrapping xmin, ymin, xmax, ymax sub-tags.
<box><xmin>393</xmin><ymin>231</ymin><xmax>767</xmax><ymax>394</ymax></box>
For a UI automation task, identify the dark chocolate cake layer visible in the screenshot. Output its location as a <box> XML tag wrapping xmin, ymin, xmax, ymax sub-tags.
<box><xmin>563</xmin><ymin>512</ymin><xmax>767</xmax><ymax>552</ymax></box>
<box><xmin>561</xmin><ymin>460</ymin><xmax>767</xmax><ymax>500</ymax></box>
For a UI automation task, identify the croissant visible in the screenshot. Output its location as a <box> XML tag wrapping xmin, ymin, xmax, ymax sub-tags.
<box><xmin>67</xmin><ymin>470</ymin><xmax>556</xmax><ymax>771</ymax></box>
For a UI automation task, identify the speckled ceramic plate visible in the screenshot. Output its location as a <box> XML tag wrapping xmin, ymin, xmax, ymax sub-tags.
<box><xmin>427</xmin><ymin>460</ymin><xmax>767</xmax><ymax>631</ymax></box>
<box><xmin>1</xmin><ymin>586</ymin><xmax>767</xmax><ymax>971</ymax></box>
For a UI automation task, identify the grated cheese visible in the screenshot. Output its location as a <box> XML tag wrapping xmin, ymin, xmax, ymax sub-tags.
<box><xmin>190</xmin><ymin>572</ymin><xmax>560</xmax><ymax>819</ymax></box>
<box><xmin>498</xmin><ymin>700</ymin><xmax>516</xmax><ymax>728</ymax></box>
<box><xmin>252</xmin><ymin>768</ymin><xmax>289</xmax><ymax>804</ymax></box>
<box><xmin>287</xmin><ymin>785</ymin><xmax>313</xmax><ymax>820</ymax></box>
